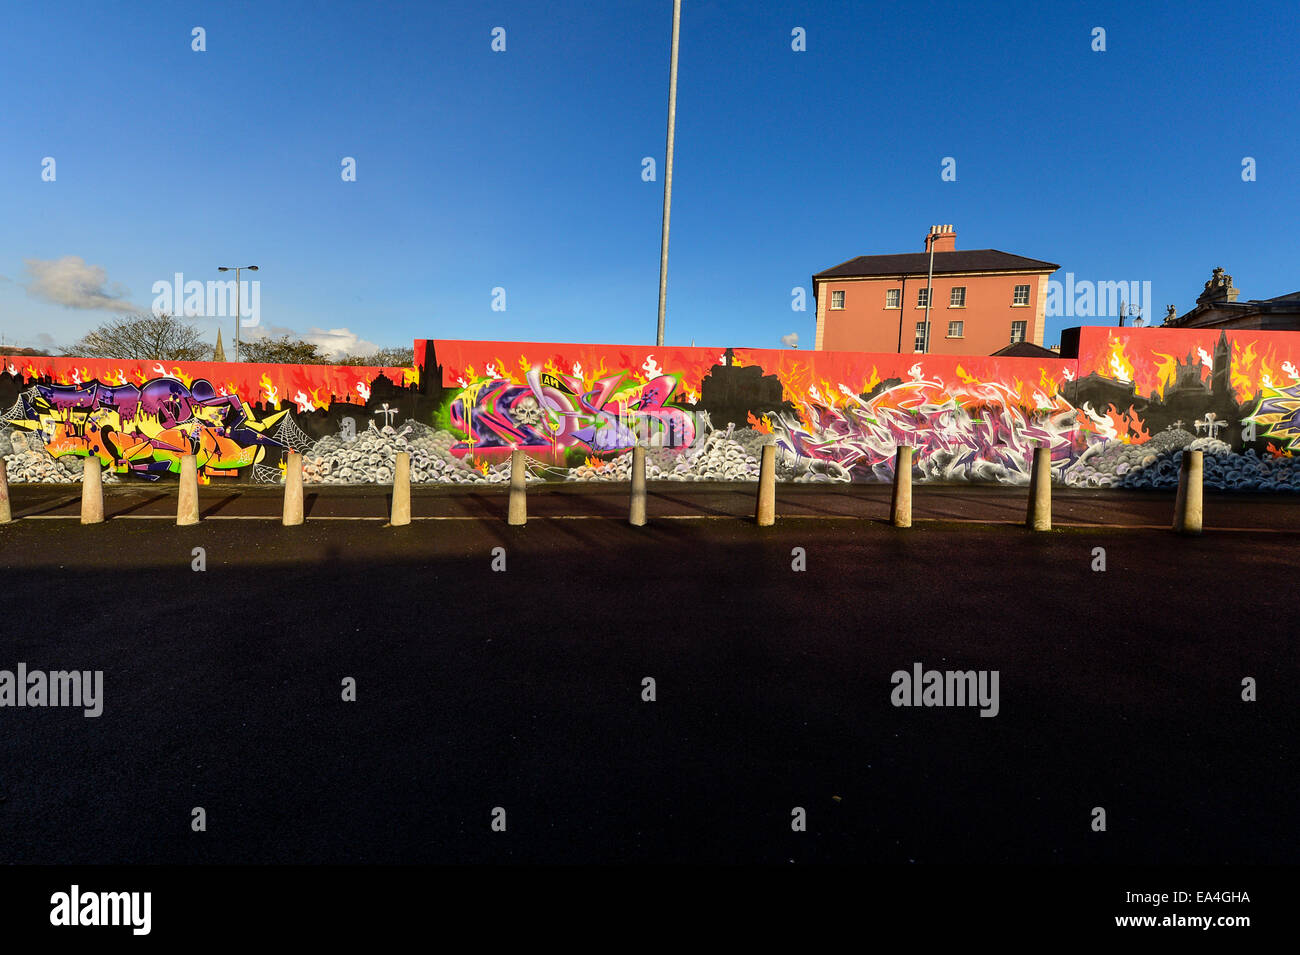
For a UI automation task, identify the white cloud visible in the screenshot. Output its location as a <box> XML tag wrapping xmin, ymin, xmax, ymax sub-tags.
<box><xmin>301</xmin><ymin>326</ymin><xmax>380</xmax><ymax>359</ymax></box>
<box><xmin>780</xmin><ymin>332</ymin><xmax>799</xmax><ymax>348</ymax></box>
<box><xmin>24</xmin><ymin>255</ymin><xmax>138</xmax><ymax>312</ymax></box>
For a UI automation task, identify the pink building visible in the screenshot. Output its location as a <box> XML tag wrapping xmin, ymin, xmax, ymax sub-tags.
<box><xmin>813</xmin><ymin>226</ymin><xmax>1059</xmax><ymax>355</ymax></box>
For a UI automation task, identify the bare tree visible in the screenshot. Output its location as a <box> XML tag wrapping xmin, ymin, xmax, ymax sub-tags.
<box><xmin>61</xmin><ymin>313</ymin><xmax>210</xmax><ymax>361</ymax></box>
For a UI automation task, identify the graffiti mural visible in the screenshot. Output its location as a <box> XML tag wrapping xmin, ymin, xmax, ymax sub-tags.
<box><xmin>1061</xmin><ymin>326</ymin><xmax>1300</xmax><ymax>491</ymax></box>
<box><xmin>447</xmin><ymin>367</ymin><xmax>696</xmax><ymax>456</ymax></box>
<box><xmin>0</xmin><ymin>356</ymin><xmax>415</xmax><ymax>484</ymax></box>
<box><xmin>430</xmin><ymin>330</ymin><xmax>1300</xmax><ymax>490</ymax></box>
<box><xmin>7</xmin><ymin>328</ymin><xmax>1300</xmax><ymax>490</ymax></box>
<box><xmin>429</xmin><ymin>341</ymin><xmax>1076</xmax><ymax>484</ymax></box>
<box><xmin>7</xmin><ymin>377</ymin><xmax>286</xmax><ymax>479</ymax></box>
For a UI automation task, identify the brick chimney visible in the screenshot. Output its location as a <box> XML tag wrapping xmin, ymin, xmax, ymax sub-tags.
<box><xmin>924</xmin><ymin>224</ymin><xmax>956</xmax><ymax>254</ymax></box>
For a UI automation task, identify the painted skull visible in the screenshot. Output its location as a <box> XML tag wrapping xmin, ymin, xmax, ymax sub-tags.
<box><xmin>512</xmin><ymin>395</ymin><xmax>544</xmax><ymax>430</ymax></box>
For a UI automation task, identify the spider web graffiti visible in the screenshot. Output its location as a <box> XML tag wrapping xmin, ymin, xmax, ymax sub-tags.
<box><xmin>252</xmin><ymin>464</ymin><xmax>285</xmax><ymax>484</ymax></box>
<box><xmin>268</xmin><ymin>414</ymin><xmax>317</xmax><ymax>453</ymax></box>
<box><xmin>1</xmin><ymin>391</ymin><xmax>38</xmax><ymax>425</ymax></box>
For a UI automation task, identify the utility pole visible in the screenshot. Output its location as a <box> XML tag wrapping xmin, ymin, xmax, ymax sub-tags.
<box><xmin>655</xmin><ymin>0</ymin><xmax>682</xmax><ymax>347</ymax></box>
<box><xmin>921</xmin><ymin>226</ymin><xmax>937</xmax><ymax>353</ymax></box>
<box><xmin>217</xmin><ymin>265</ymin><xmax>259</xmax><ymax>361</ymax></box>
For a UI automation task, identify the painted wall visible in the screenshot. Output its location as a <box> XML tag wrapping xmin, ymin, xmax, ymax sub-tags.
<box><xmin>425</xmin><ymin>340</ymin><xmax>1075</xmax><ymax>484</ymax></box>
<box><xmin>1063</xmin><ymin>326</ymin><xmax>1300</xmax><ymax>491</ymax></box>
<box><xmin>4</xmin><ymin>328</ymin><xmax>1299</xmax><ymax>491</ymax></box>
<box><xmin>0</xmin><ymin>356</ymin><xmax>415</xmax><ymax>484</ymax></box>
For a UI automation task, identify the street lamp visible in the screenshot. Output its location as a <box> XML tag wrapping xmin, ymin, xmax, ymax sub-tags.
<box><xmin>921</xmin><ymin>226</ymin><xmax>940</xmax><ymax>353</ymax></box>
<box><xmin>655</xmin><ymin>0</ymin><xmax>682</xmax><ymax>347</ymax></box>
<box><xmin>217</xmin><ymin>265</ymin><xmax>258</xmax><ymax>361</ymax></box>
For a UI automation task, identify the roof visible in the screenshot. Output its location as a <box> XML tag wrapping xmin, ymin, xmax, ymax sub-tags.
<box><xmin>815</xmin><ymin>249</ymin><xmax>1060</xmax><ymax>280</ymax></box>
<box><xmin>991</xmin><ymin>341</ymin><xmax>1060</xmax><ymax>359</ymax></box>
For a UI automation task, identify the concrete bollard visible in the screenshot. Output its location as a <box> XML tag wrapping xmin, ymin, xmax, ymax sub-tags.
<box><xmin>890</xmin><ymin>446</ymin><xmax>913</xmax><ymax>528</ymax></box>
<box><xmin>177</xmin><ymin>454</ymin><xmax>200</xmax><ymax>526</ymax></box>
<box><xmin>507</xmin><ymin>449</ymin><xmax>527</xmax><ymax>526</ymax></box>
<box><xmin>755</xmin><ymin>442</ymin><xmax>776</xmax><ymax>526</ymax></box>
<box><xmin>81</xmin><ymin>456</ymin><xmax>104</xmax><ymax>525</ymax></box>
<box><xmin>0</xmin><ymin>460</ymin><xmax>10</xmax><ymax>524</ymax></box>
<box><xmin>390</xmin><ymin>451</ymin><xmax>411</xmax><ymax>526</ymax></box>
<box><xmin>629</xmin><ymin>445</ymin><xmax>647</xmax><ymax>526</ymax></box>
<box><xmin>1026</xmin><ymin>447</ymin><xmax>1052</xmax><ymax>531</ymax></box>
<box><xmin>282</xmin><ymin>451</ymin><xmax>304</xmax><ymax>526</ymax></box>
<box><xmin>1173</xmin><ymin>449</ymin><xmax>1203</xmax><ymax>535</ymax></box>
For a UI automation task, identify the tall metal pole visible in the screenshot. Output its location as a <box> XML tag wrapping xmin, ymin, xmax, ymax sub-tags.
<box><xmin>655</xmin><ymin>0</ymin><xmax>682</xmax><ymax>348</ymax></box>
<box><xmin>220</xmin><ymin>264</ymin><xmax>257</xmax><ymax>361</ymax></box>
<box><xmin>234</xmin><ymin>267</ymin><xmax>241</xmax><ymax>362</ymax></box>
<box><xmin>922</xmin><ymin>226</ymin><xmax>936</xmax><ymax>353</ymax></box>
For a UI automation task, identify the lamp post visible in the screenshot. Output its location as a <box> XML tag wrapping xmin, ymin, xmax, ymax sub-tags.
<box><xmin>921</xmin><ymin>226</ymin><xmax>938</xmax><ymax>353</ymax></box>
<box><xmin>655</xmin><ymin>0</ymin><xmax>682</xmax><ymax>347</ymax></box>
<box><xmin>217</xmin><ymin>265</ymin><xmax>259</xmax><ymax>361</ymax></box>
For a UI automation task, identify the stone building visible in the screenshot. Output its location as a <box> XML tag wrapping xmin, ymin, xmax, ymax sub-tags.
<box><xmin>1161</xmin><ymin>267</ymin><xmax>1300</xmax><ymax>331</ymax></box>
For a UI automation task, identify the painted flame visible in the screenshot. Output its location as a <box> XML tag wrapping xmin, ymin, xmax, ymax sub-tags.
<box><xmin>258</xmin><ymin>373</ymin><xmax>279</xmax><ymax>405</ymax></box>
<box><xmin>1106</xmin><ymin>337</ymin><xmax>1135</xmax><ymax>383</ymax></box>
<box><xmin>1104</xmin><ymin>403</ymin><xmax>1151</xmax><ymax>444</ymax></box>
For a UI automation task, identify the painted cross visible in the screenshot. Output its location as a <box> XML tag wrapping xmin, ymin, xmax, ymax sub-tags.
<box><xmin>1195</xmin><ymin>412</ymin><xmax>1227</xmax><ymax>439</ymax></box>
<box><xmin>374</xmin><ymin>403</ymin><xmax>399</xmax><ymax>427</ymax></box>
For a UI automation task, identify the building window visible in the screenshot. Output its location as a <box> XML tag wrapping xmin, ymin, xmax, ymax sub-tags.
<box><xmin>949</xmin><ymin>286</ymin><xmax>966</xmax><ymax>307</ymax></box>
<box><xmin>885</xmin><ymin>288</ymin><xmax>900</xmax><ymax>309</ymax></box>
<box><xmin>1013</xmin><ymin>284</ymin><xmax>1031</xmax><ymax>306</ymax></box>
<box><xmin>916</xmin><ymin>287</ymin><xmax>930</xmax><ymax>308</ymax></box>
<box><xmin>948</xmin><ymin>321</ymin><xmax>964</xmax><ymax>338</ymax></box>
<box><xmin>1010</xmin><ymin>321</ymin><xmax>1027</xmax><ymax>343</ymax></box>
<box><xmin>914</xmin><ymin>321</ymin><xmax>929</xmax><ymax>353</ymax></box>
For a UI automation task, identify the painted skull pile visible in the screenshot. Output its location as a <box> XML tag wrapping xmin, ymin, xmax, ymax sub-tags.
<box><xmin>0</xmin><ymin>428</ymin><xmax>119</xmax><ymax>484</ymax></box>
<box><xmin>1064</xmin><ymin>428</ymin><xmax>1300</xmax><ymax>490</ymax></box>
<box><xmin>302</xmin><ymin>421</ymin><xmax>527</xmax><ymax>485</ymax></box>
<box><xmin>563</xmin><ymin>426</ymin><xmax>765</xmax><ymax>482</ymax></box>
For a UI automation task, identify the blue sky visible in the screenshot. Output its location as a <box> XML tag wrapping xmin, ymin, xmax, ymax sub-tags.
<box><xmin>1</xmin><ymin>0</ymin><xmax>1296</xmax><ymax>356</ymax></box>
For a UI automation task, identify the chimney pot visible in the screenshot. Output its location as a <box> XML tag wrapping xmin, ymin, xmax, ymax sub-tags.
<box><xmin>926</xmin><ymin>224</ymin><xmax>957</xmax><ymax>253</ymax></box>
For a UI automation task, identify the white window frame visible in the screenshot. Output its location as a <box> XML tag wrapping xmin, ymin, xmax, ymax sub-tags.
<box><xmin>1012</xmin><ymin>284</ymin><xmax>1031</xmax><ymax>306</ymax></box>
<box><xmin>830</xmin><ymin>289</ymin><xmax>845</xmax><ymax>310</ymax></box>
<box><xmin>949</xmin><ymin>286</ymin><xmax>966</xmax><ymax>307</ymax></box>
<box><xmin>885</xmin><ymin>288</ymin><xmax>900</xmax><ymax>309</ymax></box>
<box><xmin>1010</xmin><ymin>320</ymin><xmax>1027</xmax><ymax>343</ymax></box>
<box><xmin>914</xmin><ymin>321</ymin><xmax>930</xmax><ymax>353</ymax></box>
<box><xmin>916</xmin><ymin>287</ymin><xmax>930</xmax><ymax>308</ymax></box>
<box><xmin>947</xmin><ymin>320</ymin><xmax>964</xmax><ymax>338</ymax></box>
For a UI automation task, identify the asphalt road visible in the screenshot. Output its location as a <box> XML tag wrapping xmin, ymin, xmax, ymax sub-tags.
<box><xmin>0</xmin><ymin>485</ymin><xmax>1294</xmax><ymax>864</ymax></box>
